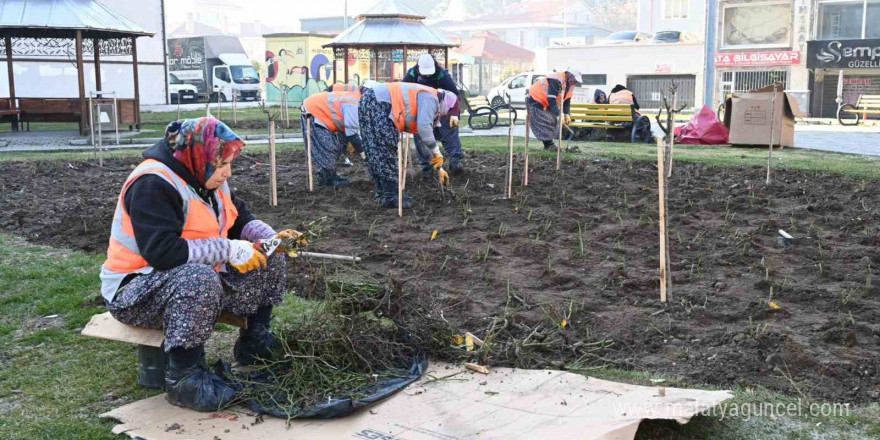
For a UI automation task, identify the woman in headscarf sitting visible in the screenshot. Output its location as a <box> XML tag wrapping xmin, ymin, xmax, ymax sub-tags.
<box><xmin>593</xmin><ymin>88</ymin><xmax>608</xmax><ymax>104</ymax></box>
<box><xmin>100</xmin><ymin>117</ymin><xmax>299</xmax><ymax>411</ymax></box>
<box><xmin>609</xmin><ymin>84</ymin><xmax>640</xmax><ymax>110</ymax></box>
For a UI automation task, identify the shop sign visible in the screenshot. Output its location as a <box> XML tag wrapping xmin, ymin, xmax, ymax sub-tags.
<box><xmin>714</xmin><ymin>51</ymin><xmax>801</xmax><ymax>67</ymax></box>
<box><xmin>808</xmin><ymin>39</ymin><xmax>880</xmax><ymax>69</ymax></box>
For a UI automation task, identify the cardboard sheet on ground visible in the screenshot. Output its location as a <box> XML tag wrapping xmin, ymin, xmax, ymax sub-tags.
<box><xmin>102</xmin><ymin>363</ymin><xmax>732</xmax><ymax>440</ymax></box>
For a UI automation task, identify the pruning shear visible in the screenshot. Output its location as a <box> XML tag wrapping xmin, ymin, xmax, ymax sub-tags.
<box><xmin>255</xmin><ymin>234</ymin><xmax>309</xmax><ymax>257</ymax></box>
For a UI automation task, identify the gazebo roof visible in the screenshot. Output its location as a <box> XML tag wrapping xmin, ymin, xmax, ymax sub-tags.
<box><xmin>0</xmin><ymin>0</ymin><xmax>153</xmax><ymax>39</ymax></box>
<box><xmin>356</xmin><ymin>0</ymin><xmax>424</xmax><ymax>20</ymax></box>
<box><xmin>325</xmin><ymin>0</ymin><xmax>454</xmax><ymax>48</ymax></box>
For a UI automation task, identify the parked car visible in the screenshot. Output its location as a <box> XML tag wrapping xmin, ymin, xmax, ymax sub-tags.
<box><xmin>487</xmin><ymin>72</ymin><xmax>547</xmax><ymax>109</ymax></box>
<box><xmin>486</xmin><ymin>76</ymin><xmax>515</xmax><ymax>108</ymax></box>
<box><xmin>604</xmin><ymin>31</ymin><xmax>653</xmax><ymax>44</ymax></box>
<box><xmin>169</xmin><ymin>73</ymin><xmax>198</xmax><ymax>104</ymax></box>
<box><xmin>653</xmin><ymin>31</ymin><xmax>699</xmax><ymax>43</ymax></box>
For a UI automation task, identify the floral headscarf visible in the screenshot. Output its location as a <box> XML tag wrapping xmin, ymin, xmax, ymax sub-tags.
<box><xmin>164</xmin><ymin>117</ymin><xmax>245</xmax><ymax>184</ymax></box>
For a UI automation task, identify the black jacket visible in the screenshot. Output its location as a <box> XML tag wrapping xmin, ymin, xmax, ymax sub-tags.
<box><xmin>122</xmin><ymin>140</ymin><xmax>255</xmax><ymax>271</ymax></box>
<box><xmin>402</xmin><ymin>64</ymin><xmax>461</xmax><ymax>117</ymax></box>
<box><xmin>545</xmin><ymin>78</ymin><xmax>572</xmax><ymax>115</ymax></box>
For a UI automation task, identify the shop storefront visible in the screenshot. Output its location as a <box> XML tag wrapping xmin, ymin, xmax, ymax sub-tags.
<box><xmin>712</xmin><ymin>0</ymin><xmax>812</xmax><ymax>109</ymax></box>
<box><xmin>808</xmin><ymin>38</ymin><xmax>880</xmax><ymax>118</ymax></box>
<box><xmin>808</xmin><ymin>0</ymin><xmax>880</xmax><ymax>118</ymax></box>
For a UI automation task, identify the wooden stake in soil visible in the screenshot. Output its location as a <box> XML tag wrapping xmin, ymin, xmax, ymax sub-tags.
<box><xmin>766</xmin><ymin>84</ymin><xmax>778</xmax><ymax>185</ymax></box>
<box><xmin>397</xmin><ymin>138</ymin><xmax>403</xmax><ymax>217</ymax></box>
<box><xmin>404</xmin><ymin>133</ymin><xmax>412</xmax><ymax>182</ymax></box>
<box><xmin>216</xmin><ymin>88</ymin><xmax>222</xmax><ymax>120</ymax></box>
<box><xmin>524</xmin><ymin>109</ymin><xmax>530</xmax><ymax>186</ymax></box>
<box><xmin>232</xmin><ymin>90</ymin><xmax>237</xmax><ymax>124</ymax></box>
<box><xmin>506</xmin><ymin>107</ymin><xmax>514</xmax><ymax>199</ymax></box>
<box><xmin>306</xmin><ymin>116</ymin><xmax>314</xmax><ymax>192</ymax></box>
<box><xmin>657</xmin><ymin>137</ymin><xmax>668</xmax><ymax>303</ymax></box>
<box><xmin>557</xmin><ymin>84</ymin><xmax>564</xmax><ymax>171</ymax></box>
<box><xmin>268</xmin><ymin>120</ymin><xmax>278</xmax><ymax>206</ymax></box>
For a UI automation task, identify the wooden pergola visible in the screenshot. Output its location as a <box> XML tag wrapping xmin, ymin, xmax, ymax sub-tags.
<box><xmin>0</xmin><ymin>0</ymin><xmax>153</xmax><ymax>134</ymax></box>
<box><xmin>324</xmin><ymin>0</ymin><xmax>457</xmax><ymax>84</ymax></box>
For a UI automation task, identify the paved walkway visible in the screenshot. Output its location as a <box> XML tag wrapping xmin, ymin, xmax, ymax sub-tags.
<box><xmin>1</xmin><ymin>122</ymin><xmax>878</xmax><ymax>156</ymax></box>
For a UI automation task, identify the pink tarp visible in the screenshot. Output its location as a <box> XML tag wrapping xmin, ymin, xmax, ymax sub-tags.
<box><xmin>674</xmin><ymin>105</ymin><xmax>729</xmax><ymax>145</ymax></box>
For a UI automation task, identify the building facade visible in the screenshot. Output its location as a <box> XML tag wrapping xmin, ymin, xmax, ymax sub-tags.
<box><xmin>807</xmin><ymin>0</ymin><xmax>880</xmax><ymax>118</ymax></box>
<box><xmin>547</xmin><ymin>0</ymin><xmax>707</xmax><ymax>109</ymax></box>
<box><xmin>711</xmin><ymin>0</ymin><xmax>812</xmax><ymax>113</ymax></box>
<box><xmin>0</xmin><ymin>0</ymin><xmax>168</xmax><ymax>105</ymax></box>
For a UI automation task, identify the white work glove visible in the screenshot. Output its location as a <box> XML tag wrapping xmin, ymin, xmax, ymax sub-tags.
<box><xmin>228</xmin><ymin>239</ymin><xmax>267</xmax><ymax>274</ymax></box>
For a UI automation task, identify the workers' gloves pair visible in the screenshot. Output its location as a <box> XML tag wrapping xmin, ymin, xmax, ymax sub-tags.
<box><xmin>563</xmin><ymin>114</ymin><xmax>572</xmax><ymax>126</ymax></box>
<box><xmin>229</xmin><ymin>229</ymin><xmax>304</xmax><ymax>274</ymax></box>
<box><xmin>449</xmin><ymin>116</ymin><xmax>460</xmax><ymax>129</ymax></box>
<box><xmin>430</xmin><ymin>152</ymin><xmax>449</xmax><ymax>185</ymax></box>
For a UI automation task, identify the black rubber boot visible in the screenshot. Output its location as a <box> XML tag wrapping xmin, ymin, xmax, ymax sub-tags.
<box><xmin>376</xmin><ymin>179</ymin><xmax>413</xmax><ymax>209</ymax></box>
<box><xmin>317</xmin><ymin>169</ymin><xmax>352</xmax><ymax>188</ymax></box>
<box><xmin>165</xmin><ymin>346</ymin><xmax>237</xmax><ymax>412</ymax></box>
<box><xmin>234</xmin><ymin>305</ymin><xmax>278</xmax><ymax>366</ymax></box>
<box><xmin>542</xmin><ymin>140</ymin><xmax>556</xmax><ymax>151</ymax></box>
<box><xmin>448</xmin><ymin>156</ymin><xmax>464</xmax><ymax>174</ymax></box>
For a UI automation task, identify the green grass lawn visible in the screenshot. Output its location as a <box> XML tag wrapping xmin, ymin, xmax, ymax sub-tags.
<box><xmin>2</xmin><ymin>136</ymin><xmax>880</xmax><ymax>439</ymax></box>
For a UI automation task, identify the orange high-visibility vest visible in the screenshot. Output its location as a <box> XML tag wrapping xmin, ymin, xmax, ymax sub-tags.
<box><xmin>303</xmin><ymin>91</ymin><xmax>362</xmax><ymax>133</ymax></box>
<box><xmin>329</xmin><ymin>84</ymin><xmax>360</xmax><ymax>93</ymax></box>
<box><xmin>100</xmin><ymin>159</ymin><xmax>239</xmax><ymax>300</ymax></box>
<box><xmin>386</xmin><ymin>83</ymin><xmax>438</xmax><ymax>134</ymax></box>
<box><xmin>528</xmin><ymin>73</ymin><xmax>572</xmax><ymax>110</ymax></box>
<box><xmin>609</xmin><ymin>89</ymin><xmax>635</xmax><ymax>105</ymax></box>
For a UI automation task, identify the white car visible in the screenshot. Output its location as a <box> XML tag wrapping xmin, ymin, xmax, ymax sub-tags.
<box><xmin>169</xmin><ymin>73</ymin><xmax>198</xmax><ymax>104</ymax></box>
<box><xmin>487</xmin><ymin>72</ymin><xmax>547</xmax><ymax>109</ymax></box>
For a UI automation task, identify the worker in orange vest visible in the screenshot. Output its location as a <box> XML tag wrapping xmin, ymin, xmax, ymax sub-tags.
<box><xmin>301</xmin><ymin>89</ymin><xmax>365</xmax><ymax>188</ymax></box>
<box><xmin>526</xmin><ymin>69</ymin><xmax>582</xmax><ymax>151</ymax></box>
<box><xmin>609</xmin><ymin>84</ymin><xmax>641</xmax><ymax>110</ymax></box>
<box><xmin>100</xmin><ymin>117</ymin><xmax>300</xmax><ymax>412</ymax></box>
<box><xmin>358</xmin><ymin>81</ymin><xmax>458</xmax><ymax>209</ymax></box>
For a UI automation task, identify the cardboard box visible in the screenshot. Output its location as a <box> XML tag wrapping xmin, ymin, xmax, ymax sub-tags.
<box><xmin>724</xmin><ymin>84</ymin><xmax>804</xmax><ymax>148</ymax></box>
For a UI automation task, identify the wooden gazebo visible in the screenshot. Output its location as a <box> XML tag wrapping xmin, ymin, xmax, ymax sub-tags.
<box><xmin>0</xmin><ymin>0</ymin><xmax>154</xmax><ymax>133</ymax></box>
<box><xmin>325</xmin><ymin>0</ymin><xmax>458</xmax><ymax>84</ymax></box>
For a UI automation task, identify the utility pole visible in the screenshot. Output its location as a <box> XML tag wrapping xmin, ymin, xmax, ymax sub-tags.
<box><xmin>563</xmin><ymin>0</ymin><xmax>568</xmax><ymax>38</ymax></box>
<box><xmin>704</xmin><ymin>0</ymin><xmax>718</xmax><ymax>108</ymax></box>
<box><xmin>344</xmin><ymin>0</ymin><xmax>349</xmax><ymax>30</ymax></box>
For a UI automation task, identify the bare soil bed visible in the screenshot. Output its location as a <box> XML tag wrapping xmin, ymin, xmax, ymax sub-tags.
<box><xmin>2</xmin><ymin>149</ymin><xmax>878</xmax><ymax>404</ymax></box>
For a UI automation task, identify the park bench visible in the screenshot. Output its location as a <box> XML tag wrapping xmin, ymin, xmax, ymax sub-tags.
<box><xmin>81</xmin><ymin>311</ymin><xmax>246</xmax><ymax>389</ymax></box>
<box><xmin>0</xmin><ymin>98</ymin><xmax>20</xmax><ymax>131</ymax></box>
<box><xmin>838</xmin><ymin>94</ymin><xmax>880</xmax><ymax>126</ymax></box>
<box><xmin>462</xmin><ymin>95</ymin><xmax>517</xmax><ymax>130</ymax></box>
<box><xmin>18</xmin><ymin>97</ymin><xmax>140</xmax><ymax>131</ymax></box>
<box><xmin>567</xmin><ymin>103</ymin><xmax>652</xmax><ymax>143</ymax></box>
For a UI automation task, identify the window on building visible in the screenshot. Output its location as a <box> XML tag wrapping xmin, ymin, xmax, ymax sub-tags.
<box><xmin>663</xmin><ymin>0</ymin><xmax>688</xmax><ymax>19</ymax></box>
<box><xmin>818</xmin><ymin>0</ymin><xmax>880</xmax><ymax>39</ymax></box>
<box><xmin>519</xmin><ymin>31</ymin><xmax>525</xmax><ymax>47</ymax></box>
<box><xmin>580</xmin><ymin>74</ymin><xmax>607</xmax><ymax>85</ymax></box>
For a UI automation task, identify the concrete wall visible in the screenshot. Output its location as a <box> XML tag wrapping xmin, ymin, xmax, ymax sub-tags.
<box><xmin>547</xmin><ymin>42</ymin><xmax>706</xmax><ymax>107</ymax></box>
<box><xmin>0</xmin><ymin>0</ymin><xmax>168</xmax><ymax>105</ymax></box>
